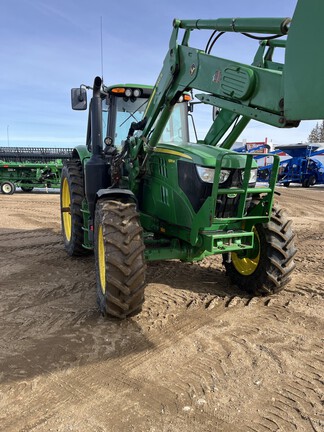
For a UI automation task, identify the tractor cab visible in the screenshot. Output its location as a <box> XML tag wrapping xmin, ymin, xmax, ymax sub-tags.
<box><xmin>100</xmin><ymin>85</ymin><xmax>152</xmax><ymax>150</ymax></box>
<box><xmin>101</xmin><ymin>85</ymin><xmax>191</xmax><ymax>149</ymax></box>
<box><xmin>71</xmin><ymin>83</ymin><xmax>191</xmax><ymax>154</ymax></box>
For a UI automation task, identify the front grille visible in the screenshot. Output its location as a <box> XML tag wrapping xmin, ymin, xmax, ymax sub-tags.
<box><xmin>178</xmin><ymin>161</ymin><xmax>253</xmax><ymax>218</ymax></box>
<box><xmin>178</xmin><ymin>161</ymin><xmax>212</xmax><ymax>212</ymax></box>
<box><xmin>215</xmin><ymin>169</ymin><xmax>253</xmax><ymax>218</ymax></box>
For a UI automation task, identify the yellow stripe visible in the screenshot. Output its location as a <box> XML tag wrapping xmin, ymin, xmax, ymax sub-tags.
<box><xmin>144</xmin><ymin>87</ymin><xmax>156</xmax><ymax>116</ymax></box>
<box><xmin>153</xmin><ymin>148</ymin><xmax>192</xmax><ymax>160</ymax></box>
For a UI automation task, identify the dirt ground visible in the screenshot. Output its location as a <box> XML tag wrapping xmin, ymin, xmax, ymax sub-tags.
<box><xmin>0</xmin><ymin>186</ymin><xmax>323</xmax><ymax>432</ymax></box>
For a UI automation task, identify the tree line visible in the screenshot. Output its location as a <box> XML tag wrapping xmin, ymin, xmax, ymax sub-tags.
<box><xmin>308</xmin><ymin>120</ymin><xmax>324</xmax><ymax>143</ymax></box>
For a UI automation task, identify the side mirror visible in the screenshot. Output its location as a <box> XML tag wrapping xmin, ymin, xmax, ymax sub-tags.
<box><xmin>71</xmin><ymin>87</ymin><xmax>87</xmax><ymax>110</ymax></box>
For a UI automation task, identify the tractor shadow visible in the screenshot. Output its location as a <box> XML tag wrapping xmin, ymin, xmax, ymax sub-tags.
<box><xmin>0</xmin><ymin>227</ymin><xmax>154</xmax><ymax>385</ymax></box>
<box><xmin>146</xmin><ymin>258</ymin><xmax>249</xmax><ymax>299</ymax></box>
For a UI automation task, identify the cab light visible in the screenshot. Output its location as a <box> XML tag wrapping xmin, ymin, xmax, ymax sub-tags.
<box><xmin>133</xmin><ymin>89</ymin><xmax>142</xmax><ymax>97</ymax></box>
<box><xmin>111</xmin><ymin>88</ymin><xmax>125</xmax><ymax>94</ymax></box>
<box><xmin>178</xmin><ymin>94</ymin><xmax>191</xmax><ymax>102</ymax></box>
<box><xmin>125</xmin><ymin>88</ymin><xmax>132</xmax><ymax>97</ymax></box>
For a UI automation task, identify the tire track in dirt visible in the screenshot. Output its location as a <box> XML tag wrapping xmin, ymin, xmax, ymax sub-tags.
<box><xmin>0</xmin><ymin>229</ymin><xmax>59</xmax><ymax>242</ymax></box>
<box><xmin>125</xmin><ymin>299</ymin><xmax>322</xmax><ymax>431</ymax></box>
<box><xmin>0</xmin><ymin>296</ymin><xmax>269</xmax><ymax>416</ymax></box>
<box><xmin>4</xmin><ymin>294</ymin><xmax>322</xmax><ymax>432</ymax></box>
<box><xmin>1</xmin><ymin>240</ymin><xmax>63</xmax><ymax>255</ymax></box>
<box><xmin>1</xmin><ymin>296</ymin><xmax>322</xmax><ymax>431</ymax></box>
<box><xmin>0</xmin><ymin>307</ymin><xmax>233</xmax><ymax>432</ymax></box>
<box><xmin>277</xmin><ymin>187</ymin><xmax>324</xmax><ymax>207</ymax></box>
<box><xmin>228</xmin><ymin>308</ymin><xmax>324</xmax><ymax>432</ymax></box>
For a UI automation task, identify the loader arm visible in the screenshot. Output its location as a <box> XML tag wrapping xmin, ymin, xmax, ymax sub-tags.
<box><xmin>128</xmin><ymin>0</ymin><xmax>324</xmax><ymax>165</ymax></box>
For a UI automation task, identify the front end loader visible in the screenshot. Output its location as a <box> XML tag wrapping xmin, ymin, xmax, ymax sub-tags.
<box><xmin>61</xmin><ymin>0</ymin><xmax>324</xmax><ymax>318</ymax></box>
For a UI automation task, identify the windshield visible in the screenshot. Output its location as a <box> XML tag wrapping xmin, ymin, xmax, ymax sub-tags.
<box><xmin>114</xmin><ymin>97</ymin><xmax>148</xmax><ymax>148</ymax></box>
<box><xmin>102</xmin><ymin>95</ymin><xmax>189</xmax><ymax>150</ymax></box>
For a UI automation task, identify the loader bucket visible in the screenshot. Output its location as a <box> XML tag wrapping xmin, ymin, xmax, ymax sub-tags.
<box><xmin>284</xmin><ymin>0</ymin><xmax>324</xmax><ymax>121</ymax></box>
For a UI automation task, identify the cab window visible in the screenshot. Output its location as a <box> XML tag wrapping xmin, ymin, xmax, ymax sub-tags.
<box><xmin>160</xmin><ymin>103</ymin><xmax>189</xmax><ymax>144</ymax></box>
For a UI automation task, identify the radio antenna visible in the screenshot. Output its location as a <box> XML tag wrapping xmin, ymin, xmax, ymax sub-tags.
<box><xmin>100</xmin><ymin>16</ymin><xmax>104</xmax><ymax>82</ymax></box>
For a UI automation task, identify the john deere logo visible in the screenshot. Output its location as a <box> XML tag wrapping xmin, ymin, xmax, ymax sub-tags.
<box><xmin>227</xmin><ymin>193</ymin><xmax>237</xmax><ymax>199</ymax></box>
<box><xmin>190</xmin><ymin>64</ymin><xmax>196</xmax><ymax>75</ymax></box>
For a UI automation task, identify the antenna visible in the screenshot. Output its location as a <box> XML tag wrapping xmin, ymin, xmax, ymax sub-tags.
<box><xmin>100</xmin><ymin>16</ymin><xmax>104</xmax><ymax>83</ymax></box>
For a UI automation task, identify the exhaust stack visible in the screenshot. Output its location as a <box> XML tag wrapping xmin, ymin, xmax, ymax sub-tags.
<box><xmin>85</xmin><ymin>76</ymin><xmax>110</xmax><ymax>218</ymax></box>
<box><xmin>91</xmin><ymin>76</ymin><xmax>103</xmax><ymax>156</ymax></box>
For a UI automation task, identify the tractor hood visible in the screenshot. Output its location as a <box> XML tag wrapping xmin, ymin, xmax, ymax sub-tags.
<box><xmin>154</xmin><ymin>142</ymin><xmax>257</xmax><ymax>169</ymax></box>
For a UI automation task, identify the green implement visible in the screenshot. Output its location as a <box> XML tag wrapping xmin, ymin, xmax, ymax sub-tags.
<box><xmin>0</xmin><ymin>147</ymin><xmax>72</xmax><ymax>194</ymax></box>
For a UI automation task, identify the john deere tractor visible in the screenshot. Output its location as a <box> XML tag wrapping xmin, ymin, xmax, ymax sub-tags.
<box><xmin>61</xmin><ymin>0</ymin><xmax>324</xmax><ymax>318</ymax></box>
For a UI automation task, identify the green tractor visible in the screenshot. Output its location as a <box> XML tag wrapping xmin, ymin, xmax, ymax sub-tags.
<box><xmin>61</xmin><ymin>0</ymin><xmax>324</xmax><ymax>318</ymax></box>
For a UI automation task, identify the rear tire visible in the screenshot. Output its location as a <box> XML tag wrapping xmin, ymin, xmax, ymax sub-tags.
<box><xmin>21</xmin><ymin>182</ymin><xmax>34</xmax><ymax>192</ymax></box>
<box><xmin>60</xmin><ymin>160</ymin><xmax>90</xmax><ymax>256</ymax></box>
<box><xmin>94</xmin><ymin>199</ymin><xmax>146</xmax><ymax>319</ymax></box>
<box><xmin>1</xmin><ymin>181</ymin><xmax>16</xmax><ymax>195</ymax></box>
<box><xmin>223</xmin><ymin>203</ymin><xmax>296</xmax><ymax>296</ymax></box>
<box><xmin>307</xmin><ymin>175</ymin><xmax>316</xmax><ymax>187</ymax></box>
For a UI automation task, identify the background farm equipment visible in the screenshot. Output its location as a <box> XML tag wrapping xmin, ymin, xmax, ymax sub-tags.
<box><xmin>61</xmin><ymin>0</ymin><xmax>324</xmax><ymax>319</ymax></box>
<box><xmin>0</xmin><ymin>147</ymin><xmax>72</xmax><ymax>194</ymax></box>
<box><xmin>256</xmin><ymin>144</ymin><xmax>324</xmax><ymax>187</ymax></box>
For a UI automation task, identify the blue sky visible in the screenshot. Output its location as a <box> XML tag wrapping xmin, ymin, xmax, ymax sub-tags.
<box><xmin>0</xmin><ymin>0</ymin><xmax>317</xmax><ymax>148</ymax></box>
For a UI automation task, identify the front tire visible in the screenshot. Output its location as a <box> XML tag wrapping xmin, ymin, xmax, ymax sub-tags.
<box><xmin>60</xmin><ymin>160</ymin><xmax>90</xmax><ymax>256</ymax></box>
<box><xmin>223</xmin><ymin>204</ymin><xmax>296</xmax><ymax>296</ymax></box>
<box><xmin>94</xmin><ymin>199</ymin><xmax>146</xmax><ymax>319</ymax></box>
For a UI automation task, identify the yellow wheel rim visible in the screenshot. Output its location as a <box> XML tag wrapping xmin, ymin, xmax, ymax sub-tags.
<box><xmin>62</xmin><ymin>177</ymin><xmax>72</xmax><ymax>241</ymax></box>
<box><xmin>98</xmin><ymin>224</ymin><xmax>106</xmax><ymax>294</ymax></box>
<box><xmin>232</xmin><ymin>228</ymin><xmax>260</xmax><ymax>276</ymax></box>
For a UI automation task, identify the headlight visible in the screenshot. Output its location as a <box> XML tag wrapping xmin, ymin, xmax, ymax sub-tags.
<box><xmin>241</xmin><ymin>168</ymin><xmax>258</xmax><ymax>183</ymax></box>
<box><xmin>219</xmin><ymin>169</ymin><xmax>231</xmax><ymax>184</ymax></box>
<box><xmin>196</xmin><ymin>166</ymin><xmax>215</xmax><ymax>183</ymax></box>
<box><xmin>196</xmin><ymin>166</ymin><xmax>231</xmax><ymax>184</ymax></box>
